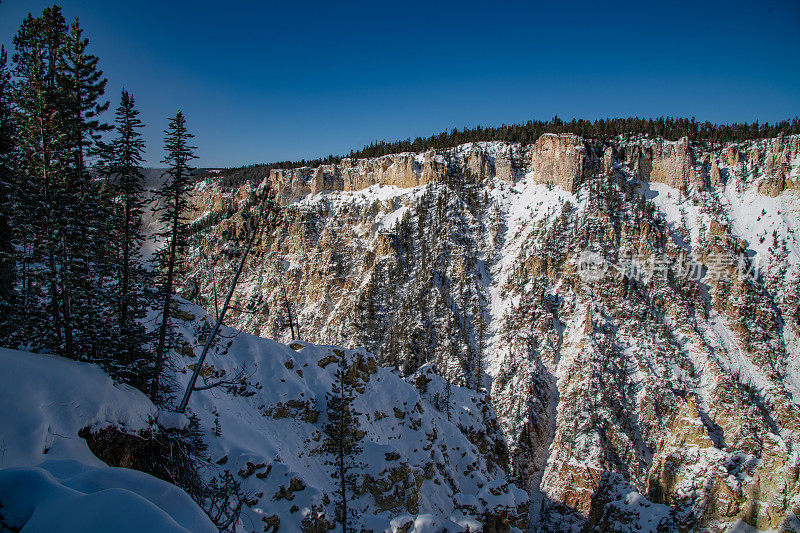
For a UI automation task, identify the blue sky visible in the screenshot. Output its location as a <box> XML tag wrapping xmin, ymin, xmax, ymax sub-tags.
<box><xmin>1</xmin><ymin>0</ymin><xmax>799</xmax><ymax>167</ymax></box>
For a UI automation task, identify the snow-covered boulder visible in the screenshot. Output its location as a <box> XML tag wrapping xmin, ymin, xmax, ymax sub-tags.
<box><xmin>0</xmin><ymin>348</ymin><xmax>215</xmax><ymax>532</ymax></box>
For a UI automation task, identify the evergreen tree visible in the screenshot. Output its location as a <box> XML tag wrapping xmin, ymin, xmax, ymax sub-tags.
<box><xmin>443</xmin><ymin>374</ymin><xmax>453</xmax><ymax>421</ymax></box>
<box><xmin>60</xmin><ymin>17</ymin><xmax>110</xmax><ymax>184</ymax></box>
<box><xmin>7</xmin><ymin>6</ymin><xmax>114</xmax><ymax>362</ymax></box>
<box><xmin>55</xmin><ymin>15</ymin><xmax>113</xmax><ymax>362</ymax></box>
<box><xmin>10</xmin><ymin>6</ymin><xmax>72</xmax><ymax>354</ymax></box>
<box><xmin>322</xmin><ymin>354</ymin><xmax>364</xmax><ymax>532</ymax></box>
<box><xmin>152</xmin><ymin>111</ymin><xmax>196</xmax><ymax>403</ymax></box>
<box><xmin>106</xmin><ymin>88</ymin><xmax>150</xmax><ymax>387</ymax></box>
<box><xmin>0</xmin><ymin>46</ymin><xmax>15</xmax><ymax>339</ymax></box>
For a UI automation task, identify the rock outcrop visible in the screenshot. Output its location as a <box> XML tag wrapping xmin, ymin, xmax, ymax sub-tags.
<box><xmin>268</xmin><ymin>152</ymin><xmax>430</xmax><ymax>201</ymax></box>
<box><xmin>255</xmin><ymin>135</ymin><xmax>588</xmax><ymax>202</ymax></box>
<box><xmin>758</xmin><ymin>136</ymin><xmax>792</xmax><ymax>196</ymax></box>
<box><xmin>651</xmin><ymin>136</ymin><xmax>695</xmax><ymax>189</ymax></box>
<box><xmin>622</xmin><ymin>136</ymin><xmax>698</xmax><ymax>190</ymax></box>
<box><xmin>709</xmin><ymin>159</ymin><xmax>722</xmax><ymax>187</ymax></box>
<box><xmin>183</xmin><ymin>133</ymin><xmax>800</xmax><ymax>532</ymax></box>
<box><xmin>603</xmin><ymin>146</ymin><xmax>614</xmax><ymax>175</ymax></box>
<box><xmin>528</xmin><ymin>133</ymin><xmax>587</xmax><ymax>193</ymax></box>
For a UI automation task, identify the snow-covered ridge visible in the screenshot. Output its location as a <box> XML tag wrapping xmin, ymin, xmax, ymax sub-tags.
<box><xmin>0</xmin><ymin>298</ymin><xmax>529</xmax><ymax>531</ymax></box>
<box><xmin>214</xmin><ymin>133</ymin><xmax>800</xmax><ymax>204</ymax></box>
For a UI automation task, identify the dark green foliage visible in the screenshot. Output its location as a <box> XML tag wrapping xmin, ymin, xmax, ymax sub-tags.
<box><xmin>152</xmin><ymin>110</ymin><xmax>197</xmax><ymax>404</ymax></box>
<box><xmin>322</xmin><ymin>354</ymin><xmax>364</xmax><ymax>532</ymax></box>
<box><xmin>104</xmin><ymin>88</ymin><xmax>151</xmax><ymax>389</ymax></box>
<box><xmin>5</xmin><ymin>5</ymin><xmax>116</xmax><ymax>363</ymax></box>
<box><xmin>0</xmin><ymin>46</ymin><xmax>16</xmax><ymax>338</ymax></box>
<box><xmin>8</xmin><ymin>6</ymin><xmax>71</xmax><ymax>352</ymax></box>
<box><xmin>60</xmin><ymin>16</ymin><xmax>111</xmax><ymax>181</ymax></box>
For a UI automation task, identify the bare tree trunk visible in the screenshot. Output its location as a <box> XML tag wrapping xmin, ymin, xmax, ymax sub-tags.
<box><xmin>47</xmin><ymin>249</ymin><xmax>62</xmax><ymax>350</ymax></box>
<box><xmin>60</xmin><ymin>243</ymin><xmax>73</xmax><ymax>359</ymax></box>
<box><xmin>40</xmin><ymin>112</ymin><xmax>64</xmax><ymax>353</ymax></box>
<box><xmin>121</xmin><ymin>200</ymin><xmax>130</xmax><ymax>328</ymax></box>
<box><xmin>339</xmin><ymin>447</ymin><xmax>347</xmax><ymax>532</ymax></box>
<box><xmin>177</xmin><ymin>214</ymin><xmax>261</xmax><ymax>412</ymax></box>
<box><xmin>152</xmin><ymin>191</ymin><xmax>180</xmax><ymax>402</ymax></box>
<box><xmin>206</xmin><ymin>254</ymin><xmax>219</xmax><ymax>319</ymax></box>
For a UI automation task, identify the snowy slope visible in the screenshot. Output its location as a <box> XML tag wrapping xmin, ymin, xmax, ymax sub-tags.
<box><xmin>166</xmin><ymin>299</ymin><xmax>528</xmax><ymax>531</ymax></box>
<box><xmin>0</xmin><ymin>348</ymin><xmax>216</xmax><ymax>532</ymax></box>
<box><xmin>0</xmin><ymin>304</ymin><xmax>528</xmax><ymax>532</ymax></box>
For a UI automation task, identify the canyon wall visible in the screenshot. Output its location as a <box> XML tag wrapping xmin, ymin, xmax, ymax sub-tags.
<box><xmin>181</xmin><ymin>133</ymin><xmax>800</xmax><ymax>531</ymax></box>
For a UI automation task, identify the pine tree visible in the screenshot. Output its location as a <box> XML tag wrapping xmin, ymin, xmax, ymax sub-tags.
<box><xmin>8</xmin><ymin>7</ymin><xmax>114</xmax><ymax>362</ymax></box>
<box><xmin>56</xmin><ymin>15</ymin><xmax>113</xmax><ymax>362</ymax></box>
<box><xmin>152</xmin><ymin>111</ymin><xmax>197</xmax><ymax>403</ymax></box>
<box><xmin>322</xmin><ymin>354</ymin><xmax>364</xmax><ymax>532</ymax></box>
<box><xmin>10</xmin><ymin>6</ymin><xmax>72</xmax><ymax>354</ymax></box>
<box><xmin>0</xmin><ymin>46</ymin><xmax>16</xmax><ymax>340</ymax></box>
<box><xmin>106</xmin><ymin>88</ymin><xmax>150</xmax><ymax>388</ymax></box>
<box><xmin>60</xmin><ymin>17</ymin><xmax>110</xmax><ymax>184</ymax></box>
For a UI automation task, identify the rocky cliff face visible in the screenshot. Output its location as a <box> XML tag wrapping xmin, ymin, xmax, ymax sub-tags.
<box><xmin>265</xmin><ymin>140</ymin><xmax>527</xmax><ymax>202</ymax></box>
<box><xmin>180</xmin><ymin>133</ymin><xmax>800</xmax><ymax>531</ymax></box>
<box><xmin>528</xmin><ymin>133</ymin><xmax>587</xmax><ymax>193</ymax></box>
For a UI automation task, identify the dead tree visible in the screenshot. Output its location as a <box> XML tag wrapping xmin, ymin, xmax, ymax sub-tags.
<box><xmin>177</xmin><ymin>192</ymin><xmax>275</xmax><ymax>412</ymax></box>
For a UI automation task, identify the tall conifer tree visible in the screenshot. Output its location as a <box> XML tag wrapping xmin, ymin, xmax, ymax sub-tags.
<box><xmin>322</xmin><ymin>354</ymin><xmax>364</xmax><ymax>531</ymax></box>
<box><xmin>10</xmin><ymin>6</ymin><xmax>71</xmax><ymax>353</ymax></box>
<box><xmin>0</xmin><ymin>46</ymin><xmax>16</xmax><ymax>339</ymax></box>
<box><xmin>56</xmin><ymin>15</ymin><xmax>112</xmax><ymax>361</ymax></box>
<box><xmin>9</xmin><ymin>6</ymin><xmax>113</xmax><ymax>363</ymax></box>
<box><xmin>152</xmin><ymin>111</ymin><xmax>196</xmax><ymax>403</ymax></box>
<box><xmin>106</xmin><ymin>88</ymin><xmax>150</xmax><ymax>387</ymax></box>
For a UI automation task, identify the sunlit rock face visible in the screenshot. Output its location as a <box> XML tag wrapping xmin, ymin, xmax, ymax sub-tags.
<box><xmin>528</xmin><ymin>133</ymin><xmax>587</xmax><ymax>193</ymax></box>
<box><xmin>183</xmin><ymin>133</ymin><xmax>800</xmax><ymax>531</ymax></box>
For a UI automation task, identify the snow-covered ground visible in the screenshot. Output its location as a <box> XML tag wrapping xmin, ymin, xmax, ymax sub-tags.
<box><xmin>0</xmin><ymin>348</ymin><xmax>216</xmax><ymax>532</ymax></box>
<box><xmin>0</xmin><ymin>298</ymin><xmax>528</xmax><ymax>531</ymax></box>
<box><xmin>167</xmin><ymin>300</ymin><xmax>527</xmax><ymax>531</ymax></box>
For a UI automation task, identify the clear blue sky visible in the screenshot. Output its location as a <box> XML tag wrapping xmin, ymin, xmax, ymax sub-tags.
<box><xmin>1</xmin><ymin>0</ymin><xmax>799</xmax><ymax>167</ymax></box>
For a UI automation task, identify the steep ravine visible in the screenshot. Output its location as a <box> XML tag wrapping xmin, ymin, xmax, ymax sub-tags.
<box><xmin>181</xmin><ymin>133</ymin><xmax>800</xmax><ymax>531</ymax></box>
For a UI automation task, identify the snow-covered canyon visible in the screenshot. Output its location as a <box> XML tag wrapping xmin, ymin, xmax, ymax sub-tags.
<box><xmin>179</xmin><ymin>133</ymin><xmax>800</xmax><ymax>531</ymax></box>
